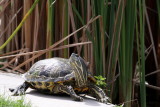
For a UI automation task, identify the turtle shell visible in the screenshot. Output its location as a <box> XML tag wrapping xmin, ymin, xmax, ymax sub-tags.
<box><xmin>24</xmin><ymin>58</ymin><xmax>74</xmax><ymax>83</ymax></box>
<box><xmin>23</xmin><ymin>58</ymin><xmax>77</xmax><ymax>91</ymax></box>
<box><xmin>23</xmin><ymin>56</ymin><xmax>96</xmax><ymax>92</ymax></box>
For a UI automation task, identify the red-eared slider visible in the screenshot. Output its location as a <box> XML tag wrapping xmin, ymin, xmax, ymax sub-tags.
<box><xmin>9</xmin><ymin>53</ymin><xmax>110</xmax><ymax>103</ymax></box>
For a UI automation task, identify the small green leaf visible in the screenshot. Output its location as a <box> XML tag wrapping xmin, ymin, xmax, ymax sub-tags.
<box><xmin>94</xmin><ymin>75</ymin><xmax>107</xmax><ymax>88</ymax></box>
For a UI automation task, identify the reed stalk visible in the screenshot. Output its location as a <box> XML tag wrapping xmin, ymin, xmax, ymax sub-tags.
<box><xmin>46</xmin><ymin>0</ymin><xmax>54</xmax><ymax>58</ymax></box>
<box><xmin>138</xmin><ymin>0</ymin><xmax>146</xmax><ymax>106</ymax></box>
<box><xmin>119</xmin><ymin>0</ymin><xmax>136</xmax><ymax>106</ymax></box>
<box><xmin>0</xmin><ymin>0</ymin><xmax>40</xmax><ymax>50</ymax></box>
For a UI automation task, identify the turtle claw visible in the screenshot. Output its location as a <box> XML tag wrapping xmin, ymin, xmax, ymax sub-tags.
<box><xmin>9</xmin><ymin>88</ymin><xmax>25</xmax><ymax>96</ymax></box>
<box><xmin>74</xmin><ymin>96</ymin><xmax>83</xmax><ymax>101</ymax></box>
<box><xmin>97</xmin><ymin>96</ymin><xmax>111</xmax><ymax>104</ymax></box>
<box><xmin>89</xmin><ymin>85</ymin><xmax>111</xmax><ymax>104</ymax></box>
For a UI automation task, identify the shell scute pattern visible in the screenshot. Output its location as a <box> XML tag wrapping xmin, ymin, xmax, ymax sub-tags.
<box><xmin>24</xmin><ymin>58</ymin><xmax>74</xmax><ymax>90</ymax></box>
<box><xmin>23</xmin><ymin>55</ymin><xmax>96</xmax><ymax>93</ymax></box>
<box><xmin>30</xmin><ymin>81</ymin><xmax>55</xmax><ymax>91</ymax></box>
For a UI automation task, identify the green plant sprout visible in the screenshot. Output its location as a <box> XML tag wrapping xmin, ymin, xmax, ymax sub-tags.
<box><xmin>94</xmin><ymin>75</ymin><xmax>107</xmax><ymax>88</ymax></box>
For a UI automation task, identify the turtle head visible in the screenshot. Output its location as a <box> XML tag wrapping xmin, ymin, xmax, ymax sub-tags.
<box><xmin>69</xmin><ymin>53</ymin><xmax>88</xmax><ymax>87</ymax></box>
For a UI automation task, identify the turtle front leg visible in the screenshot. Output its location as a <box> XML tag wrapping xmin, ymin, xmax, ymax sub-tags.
<box><xmin>53</xmin><ymin>84</ymin><xmax>83</xmax><ymax>101</ymax></box>
<box><xmin>89</xmin><ymin>85</ymin><xmax>111</xmax><ymax>104</ymax></box>
<box><xmin>9</xmin><ymin>82</ymin><xmax>30</xmax><ymax>96</ymax></box>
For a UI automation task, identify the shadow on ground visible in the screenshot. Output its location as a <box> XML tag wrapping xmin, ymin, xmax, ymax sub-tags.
<box><xmin>27</xmin><ymin>89</ymin><xmax>101</xmax><ymax>106</ymax></box>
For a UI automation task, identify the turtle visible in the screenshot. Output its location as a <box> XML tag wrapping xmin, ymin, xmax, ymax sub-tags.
<box><xmin>9</xmin><ymin>53</ymin><xmax>110</xmax><ymax>103</ymax></box>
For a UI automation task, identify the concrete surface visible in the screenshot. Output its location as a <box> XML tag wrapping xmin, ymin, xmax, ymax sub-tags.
<box><xmin>0</xmin><ymin>72</ymin><xmax>115</xmax><ymax>107</ymax></box>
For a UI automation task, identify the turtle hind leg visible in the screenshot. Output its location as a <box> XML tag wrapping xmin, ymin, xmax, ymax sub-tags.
<box><xmin>9</xmin><ymin>82</ymin><xmax>30</xmax><ymax>96</ymax></box>
<box><xmin>54</xmin><ymin>84</ymin><xmax>83</xmax><ymax>101</ymax></box>
<box><xmin>89</xmin><ymin>85</ymin><xmax>111</xmax><ymax>104</ymax></box>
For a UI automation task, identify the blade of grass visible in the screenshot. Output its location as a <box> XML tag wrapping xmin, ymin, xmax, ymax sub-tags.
<box><xmin>107</xmin><ymin>0</ymin><xmax>123</xmax><ymax>97</ymax></box>
<box><xmin>118</xmin><ymin>0</ymin><xmax>137</xmax><ymax>106</ymax></box>
<box><xmin>46</xmin><ymin>0</ymin><xmax>54</xmax><ymax>58</ymax></box>
<box><xmin>62</xmin><ymin>0</ymin><xmax>68</xmax><ymax>58</ymax></box>
<box><xmin>138</xmin><ymin>0</ymin><xmax>146</xmax><ymax>107</ymax></box>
